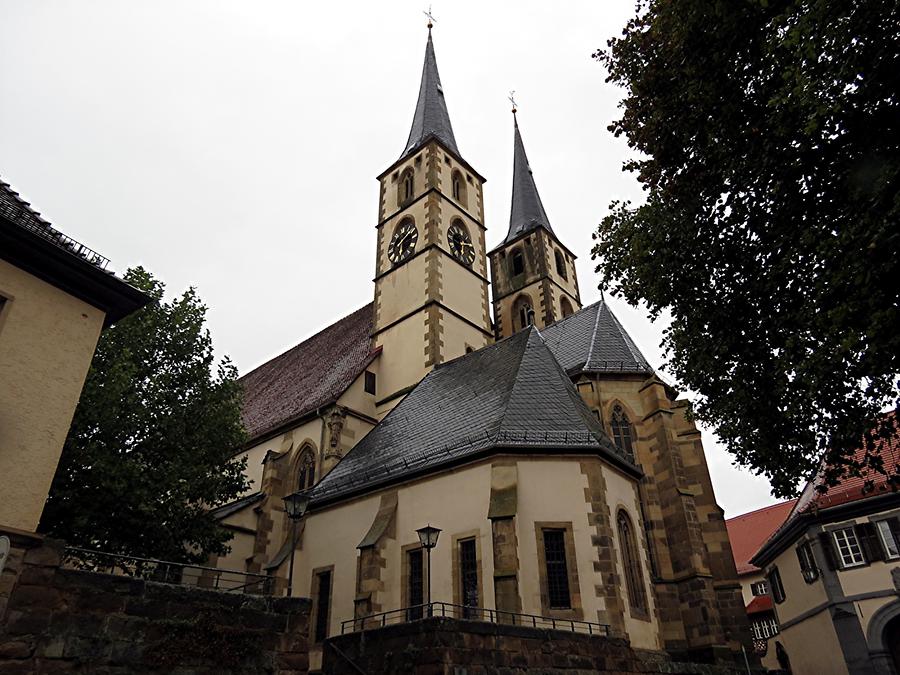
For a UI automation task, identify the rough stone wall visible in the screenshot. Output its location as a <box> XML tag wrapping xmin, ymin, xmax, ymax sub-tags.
<box><xmin>0</xmin><ymin>529</ymin><xmax>310</xmax><ymax>674</ymax></box>
<box><xmin>321</xmin><ymin>617</ymin><xmax>760</xmax><ymax>675</ymax></box>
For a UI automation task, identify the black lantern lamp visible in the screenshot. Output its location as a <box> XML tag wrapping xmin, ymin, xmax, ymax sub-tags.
<box><xmin>283</xmin><ymin>491</ymin><xmax>311</xmax><ymax>597</ymax></box>
<box><xmin>415</xmin><ymin>524</ymin><xmax>441</xmax><ymax>612</ymax></box>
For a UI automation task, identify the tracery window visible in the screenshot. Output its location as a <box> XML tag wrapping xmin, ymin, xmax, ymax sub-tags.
<box><xmin>400</xmin><ymin>168</ymin><xmax>414</xmax><ymax>205</ymax></box>
<box><xmin>297</xmin><ymin>450</ymin><xmax>316</xmax><ymax>491</ymax></box>
<box><xmin>513</xmin><ymin>295</ymin><xmax>535</xmax><ymax>332</ymax></box>
<box><xmin>452</xmin><ymin>169</ymin><xmax>466</xmax><ymax>206</ymax></box>
<box><xmin>560</xmin><ymin>297</ymin><xmax>574</xmax><ymax>318</ymax></box>
<box><xmin>617</xmin><ymin>511</ymin><xmax>648</xmax><ymax>615</ymax></box>
<box><xmin>511</xmin><ymin>249</ymin><xmax>525</xmax><ymax>277</ymax></box>
<box><xmin>610</xmin><ymin>404</ymin><xmax>635</xmax><ymax>461</ymax></box>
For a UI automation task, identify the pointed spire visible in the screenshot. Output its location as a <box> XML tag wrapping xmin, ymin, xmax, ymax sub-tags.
<box><xmin>399</xmin><ymin>28</ymin><xmax>460</xmax><ymax>160</ymax></box>
<box><xmin>504</xmin><ymin>113</ymin><xmax>554</xmax><ymax>244</ymax></box>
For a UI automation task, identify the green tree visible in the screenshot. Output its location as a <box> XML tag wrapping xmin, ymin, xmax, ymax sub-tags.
<box><xmin>41</xmin><ymin>267</ymin><xmax>249</xmax><ymax>562</ymax></box>
<box><xmin>594</xmin><ymin>0</ymin><xmax>899</xmax><ymax>496</ymax></box>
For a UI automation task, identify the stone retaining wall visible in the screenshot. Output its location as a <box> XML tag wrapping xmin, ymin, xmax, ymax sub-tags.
<box><xmin>0</xmin><ymin>527</ymin><xmax>310</xmax><ymax>674</ymax></box>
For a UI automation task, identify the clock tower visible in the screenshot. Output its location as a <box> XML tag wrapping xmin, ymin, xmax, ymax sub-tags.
<box><xmin>372</xmin><ymin>27</ymin><xmax>493</xmax><ymax>415</ymax></box>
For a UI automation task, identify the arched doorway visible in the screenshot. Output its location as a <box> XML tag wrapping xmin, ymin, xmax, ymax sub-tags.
<box><xmin>886</xmin><ymin>614</ymin><xmax>900</xmax><ymax>674</ymax></box>
<box><xmin>868</xmin><ymin>600</ymin><xmax>900</xmax><ymax>675</ymax></box>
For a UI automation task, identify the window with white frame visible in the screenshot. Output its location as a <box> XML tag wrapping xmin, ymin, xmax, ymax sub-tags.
<box><xmin>876</xmin><ymin>520</ymin><xmax>900</xmax><ymax>560</ymax></box>
<box><xmin>833</xmin><ymin>527</ymin><xmax>866</xmax><ymax>568</ymax></box>
<box><xmin>750</xmin><ymin>581</ymin><xmax>769</xmax><ymax>596</ymax></box>
<box><xmin>750</xmin><ymin>616</ymin><xmax>780</xmax><ymax>640</ymax></box>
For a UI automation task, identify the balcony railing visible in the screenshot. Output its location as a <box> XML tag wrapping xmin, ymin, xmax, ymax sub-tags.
<box><xmin>63</xmin><ymin>546</ymin><xmax>274</xmax><ymax>595</ymax></box>
<box><xmin>341</xmin><ymin>601</ymin><xmax>610</xmax><ymax>637</ymax></box>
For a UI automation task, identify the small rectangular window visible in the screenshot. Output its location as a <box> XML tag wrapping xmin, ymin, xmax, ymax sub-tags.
<box><xmin>314</xmin><ymin>570</ymin><xmax>332</xmax><ymax>642</ymax></box>
<box><xmin>364</xmin><ymin>370</ymin><xmax>376</xmax><ymax>395</ymax></box>
<box><xmin>542</xmin><ymin>529</ymin><xmax>571</xmax><ymax>609</ymax></box>
<box><xmin>796</xmin><ymin>541</ymin><xmax>819</xmax><ymax>583</ymax></box>
<box><xmin>408</xmin><ymin>548</ymin><xmax>425</xmax><ymax>620</ymax></box>
<box><xmin>833</xmin><ymin>527</ymin><xmax>866</xmax><ymax>568</ymax></box>
<box><xmin>877</xmin><ymin>520</ymin><xmax>900</xmax><ymax>560</ymax></box>
<box><xmin>459</xmin><ymin>538</ymin><xmax>478</xmax><ymax>618</ymax></box>
<box><xmin>767</xmin><ymin>566</ymin><xmax>785</xmax><ymax>604</ymax></box>
<box><xmin>750</xmin><ymin>580</ymin><xmax>769</xmax><ymax>596</ymax></box>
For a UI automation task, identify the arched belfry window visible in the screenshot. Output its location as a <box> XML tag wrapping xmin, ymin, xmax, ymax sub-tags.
<box><xmin>610</xmin><ymin>404</ymin><xmax>635</xmax><ymax>461</ymax></box>
<box><xmin>554</xmin><ymin>249</ymin><xmax>567</xmax><ymax>279</ymax></box>
<box><xmin>452</xmin><ymin>170</ymin><xmax>466</xmax><ymax>206</ymax></box>
<box><xmin>560</xmin><ymin>297</ymin><xmax>574</xmax><ymax>318</ymax></box>
<box><xmin>400</xmin><ymin>168</ymin><xmax>414</xmax><ymax>205</ymax></box>
<box><xmin>513</xmin><ymin>295</ymin><xmax>535</xmax><ymax>332</ymax></box>
<box><xmin>297</xmin><ymin>449</ymin><xmax>316</xmax><ymax>491</ymax></box>
<box><xmin>511</xmin><ymin>249</ymin><xmax>525</xmax><ymax>277</ymax></box>
<box><xmin>617</xmin><ymin>510</ymin><xmax>648</xmax><ymax>615</ymax></box>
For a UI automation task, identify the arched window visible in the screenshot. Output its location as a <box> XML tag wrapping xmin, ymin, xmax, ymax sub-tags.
<box><xmin>297</xmin><ymin>450</ymin><xmax>316</xmax><ymax>491</ymax></box>
<box><xmin>560</xmin><ymin>297</ymin><xmax>574</xmax><ymax>318</ymax></box>
<box><xmin>513</xmin><ymin>295</ymin><xmax>535</xmax><ymax>332</ymax></box>
<box><xmin>554</xmin><ymin>249</ymin><xmax>567</xmax><ymax>279</ymax></box>
<box><xmin>451</xmin><ymin>170</ymin><xmax>466</xmax><ymax>206</ymax></box>
<box><xmin>617</xmin><ymin>510</ymin><xmax>648</xmax><ymax>614</ymax></box>
<box><xmin>510</xmin><ymin>249</ymin><xmax>525</xmax><ymax>277</ymax></box>
<box><xmin>400</xmin><ymin>168</ymin><xmax>414</xmax><ymax>205</ymax></box>
<box><xmin>610</xmin><ymin>404</ymin><xmax>635</xmax><ymax>460</ymax></box>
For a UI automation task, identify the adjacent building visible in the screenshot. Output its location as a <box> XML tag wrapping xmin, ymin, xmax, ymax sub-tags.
<box><xmin>0</xmin><ymin>179</ymin><xmax>148</xmax><ymax>534</ymax></box>
<box><xmin>749</xmin><ymin>423</ymin><xmax>900</xmax><ymax>675</ymax></box>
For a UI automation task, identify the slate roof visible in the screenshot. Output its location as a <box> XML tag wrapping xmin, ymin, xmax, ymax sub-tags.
<box><xmin>310</xmin><ymin>326</ymin><xmax>639</xmax><ymax>506</ymax></box>
<box><xmin>399</xmin><ymin>29</ymin><xmax>459</xmax><ymax>161</ymax></box>
<box><xmin>541</xmin><ymin>300</ymin><xmax>654</xmax><ymax>376</ymax></box>
<box><xmin>239</xmin><ymin>303</ymin><xmax>377</xmax><ymax>442</ymax></box>
<box><xmin>497</xmin><ymin>115</ymin><xmax>554</xmax><ymax>248</ymax></box>
<box><xmin>724</xmin><ymin>500</ymin><xmax>797</xmax><ymax>576</ymax></box>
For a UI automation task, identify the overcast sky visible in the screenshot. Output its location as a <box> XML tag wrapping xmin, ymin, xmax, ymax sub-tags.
<box><xmin>0</xmin><ymin>0</ymin><xmax>780</xmax><ymax>517</ymax></box>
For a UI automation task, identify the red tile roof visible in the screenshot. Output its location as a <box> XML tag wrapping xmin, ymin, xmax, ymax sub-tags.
<box><xmin>745</xmin><ymin>594</ymin><xmax>774</xmax><ymax>615</ymax></box>
<box><xmin>239</xmin><ymin>303</ymin><xmax>376</xmax><ymax>442</ymax></box>
<box><xmin>726</xmin><ymin>500</ymin><xmax>797</xmax><ymax>575</ymax></box>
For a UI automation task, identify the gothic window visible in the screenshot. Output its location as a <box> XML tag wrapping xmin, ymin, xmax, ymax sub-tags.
<box><xmin>610</xmin><ymin>404</ymin><xmax>635</xmax><ymax>461</ymax></box>
<box><xmin>560</xmin><ymin>297</ymin><xmax>574</xmax><ymax>318</ymax></box>
<box><xmin>510</xmin><ymin>249</ymin><xmax>525</xmax><ymax>277</ymax></box>
<box><xmin>513</xmin><ymin>295</ymin><xmax>534</xmax><ymax>332</ymax></box>
<box><xmin>297</xmin><ymin>450</ymin><xmax>316</xmax><ymax>491</ymax></box>
<box><xmin>617</xmin><ymin>511</ymin><xmax>648</xmax><ymax>615</ymax></box>
<box><xmin>459</xmin><ymin>538</ymin><xmax>479</xmax><ymax>618</ymax></box>
<box><xmin>554</xmin><ymin>249</ymin><xmax>567</xmax><ymax>279</ymax></box>
<box><xmin>452</xmin><ymin>169</ymin><xmax>466</xmax><ymax>206</ymax></box>
<box><xmin>400</xmin><ymin>168</ymin><xmax>414</xmax><ymax>205</ymax></box>
<box><xmin>542</xmin><ymin>529</ymin><xmax>571</xmax><ymax>609</ymax></box>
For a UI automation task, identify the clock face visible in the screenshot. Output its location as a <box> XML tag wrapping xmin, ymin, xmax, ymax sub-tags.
<box><xmin>448</xmin><ymin>222</ymin><xmax>476</xmax><ymax>266</ymax></box>
<box><xmin>388</xmin><ymin>220</ymin><xmax>418</xmax><ymax>263</ymax></box>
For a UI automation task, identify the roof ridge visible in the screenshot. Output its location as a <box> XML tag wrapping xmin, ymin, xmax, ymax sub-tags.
<box><xmin>726</xmin><ymin>498</ymin><xmax>797</xmax><ymax>522</ymax></box>
<box><xmin>492</xmin><ymin>329</ymin><xmax>536</xmax><ymax>437</ymax></box>
<box><xmin>602</xmin><ymin>303</ymin><xmax>652</xmax><ymax>369</ymax></box>
<box><xmin>584</xmin><ymin>300</ymin><xmax>604</xmax><ymax>370</ymax></box>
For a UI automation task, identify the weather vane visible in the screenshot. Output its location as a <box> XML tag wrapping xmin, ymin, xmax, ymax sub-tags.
<box><xmin>424</xmin><ymin>5</ymin><xmax>435</xmax><ymax>28</ymax></box>
<box><xmin>508</xmin><ymin>91</ymin><xmax>517</xmax><ymax>114</ymax></box>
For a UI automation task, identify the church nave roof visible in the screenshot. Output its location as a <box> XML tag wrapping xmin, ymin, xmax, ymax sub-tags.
<box><xmin>309</xmin><ymin>326</ymin><xmax>639</xmax><ymax>506</ymax></box>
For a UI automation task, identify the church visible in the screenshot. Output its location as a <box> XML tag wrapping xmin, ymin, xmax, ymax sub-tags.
<box><xmin>210</xmin><ymin>26</ymin><xmax>750</xmax><ymax>670</ymax></box>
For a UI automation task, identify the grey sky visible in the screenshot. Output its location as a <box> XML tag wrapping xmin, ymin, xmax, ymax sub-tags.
<box><xmin>0</xmin><ymin>0</ymin><xmax>778</xmax><ymax>517</ymax></box>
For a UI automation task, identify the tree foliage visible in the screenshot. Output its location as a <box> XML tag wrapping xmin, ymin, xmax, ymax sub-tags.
<box><xmin>41</xmin><ymin>267</ymin><xmax>249</xmax><ymax>562</ymax></box>
<box><xmin>594</xmin><ymin>0</ymin><xmax>900</xmax><ymax>496</ymax></box>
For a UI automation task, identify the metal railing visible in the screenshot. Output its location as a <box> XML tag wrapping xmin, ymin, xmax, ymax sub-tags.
<box><xmin>341</xmin><ymin>602</ymin><xmax>610</xmax><ymax>637</ymax></box>
<box><xmin>63</xmin><ymin>546</ymin><xmax>274</xmax><ymax>595</ymax></box>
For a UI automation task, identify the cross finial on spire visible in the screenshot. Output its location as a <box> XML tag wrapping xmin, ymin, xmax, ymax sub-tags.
<box><xmin>508</xmin><ymin>91</ymin><xmax>517</xmax><ymax>114</ymax></box>
<box><xmin>424</xmin><ymin>5</ymin><xmax>435</xmax><ymax>29</ymax></box>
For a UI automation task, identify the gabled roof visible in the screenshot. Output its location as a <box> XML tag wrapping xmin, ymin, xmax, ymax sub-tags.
<box><xmin>752</xmin><ymin>413</ymin><xmax>900</xmax><ymax>566</ymax></box>
<box><xmin>399</xmin><ymin>29</ymin><xmax>459</xmax><ymax>162</ymax></box>
<box><xmin>239</xmin><ymin>303</ymin><xmax>376</xmax><ymax>443</ymax></box>
<box><xmin>0</xmin><ymin>177</ymin><xmax>149</xmax><ymax>325</ymax></box>
<box><xmin>310</xmin><ymin>326</ymin><xmax>639</xmax><ymax>506</ymax></box>
<box><xmin>541</xmin><ymin>300</ymin><xmax>654</xmax><ymax>376</ymax></box>
<box><xmin>497</xmin><ymin>115</ymin><xmax>554</xmax><ymax>248</ymax></box>
<box><xmin>725</xmin><ymin>500</ymin><xmax>797</xmax><ymax>575</ymax></box>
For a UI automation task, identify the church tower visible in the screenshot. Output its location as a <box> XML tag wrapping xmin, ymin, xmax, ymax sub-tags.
<box><xmin>372</xmin><ymin>27</ymin><xmax>493</xmax><ymax>415</ymax></box>
<box><xmin>489</xmin><ymin>110</ymin><xmax>581</xmax><ymax>338</ymax></box>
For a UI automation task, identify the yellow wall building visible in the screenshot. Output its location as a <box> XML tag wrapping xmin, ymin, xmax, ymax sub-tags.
<box><xmin>213</xmin><ymin>27</ymin><xmax>750</xmax><ymax>670</ymax></box>
<box><xmin>0</xmin><ymin>179</ymin><xmax>148</xmax><ymax>533</ymax></box>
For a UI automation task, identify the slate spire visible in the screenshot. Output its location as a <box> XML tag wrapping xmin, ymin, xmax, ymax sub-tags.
<box><xmin>400</xmin><ymin>28</ymin><xmax>460</xmax><ymax>160</ymax></box>
<box><xmin>504</xmin><ymin>113</ymin><xmax>555</xmax><ymax>244</ymax></box>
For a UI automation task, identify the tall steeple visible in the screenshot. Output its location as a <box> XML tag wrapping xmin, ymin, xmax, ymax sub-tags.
<box><xmin>503</xmin><ymin>114</ymin><xmax>554</xmax><ymax>245</ymax></box>
<box><xmin>399</xmin><ymin>28</ymin><xmax>460</xmax><ymax>160</ymax></box>
<box><xmin>488</xmin><ymin>109</ymin><xmax>581</xmax><ymax>339</ymax></box>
